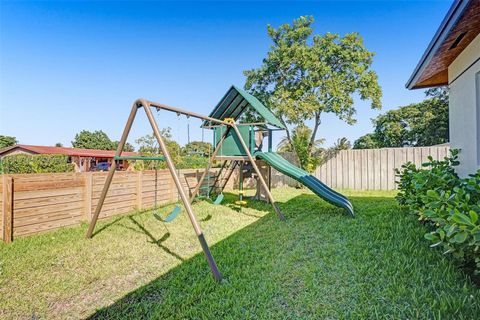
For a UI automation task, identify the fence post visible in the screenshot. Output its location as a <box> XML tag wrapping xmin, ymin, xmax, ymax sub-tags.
<box><xmin>3</xmin><ymin>176</ymin><xmax>13</xmax><ymax>243</ymax></box>
<box><xmin>84</xmin><ymin>172</ymin><xmax>93</xmax><ymax>222</ymax></box>
<box><xmin>136</xmin><ymin>171</ymin><xmax>143</xmax><ymax>210</ymax></box>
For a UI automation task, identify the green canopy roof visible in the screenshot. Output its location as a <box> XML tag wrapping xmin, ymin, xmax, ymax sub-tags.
<box><xmin>204</xmin><ymin>85</ymin><xmax>285</xmax><ymax>129</ymax></box>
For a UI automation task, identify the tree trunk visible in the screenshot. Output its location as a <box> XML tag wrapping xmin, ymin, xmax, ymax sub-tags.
<box><xmin>308</xmin><ymin>112</ymin><xmax>321</xmax><ymax>153</ymax></box>
<box><xmin>280</xmin><ymin>117</ymin><xmax>295</xmax><ymax>153</ymax></box>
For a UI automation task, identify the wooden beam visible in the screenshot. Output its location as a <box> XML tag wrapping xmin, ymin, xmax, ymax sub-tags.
<box><xmin>84</xmin><ymin>172</ymin><xmax>93</xmax><ymax>221</ymax></box>
<box><xmin>86</xmin><ymin>100</ymin><xmax>140</xmax><ymax>238</ymax></box>
<box><xmin>136</xmin><ymin>171</ymin><xmax>143</xmax><ymax>210</ymax></box>
<box><xmin>3</xmin><ymin>176</ymin><xmax>13</xmax><ymax>243</ymax></box>
<box><xmin>229</xmin><ymin>123</ymin><xmax>285</xmax><ymax>220</ymax></box>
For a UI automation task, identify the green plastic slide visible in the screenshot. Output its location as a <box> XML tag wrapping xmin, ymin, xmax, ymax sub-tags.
<box><xmin>255</xmin><ymin>152</ymin><xmax>354</xmax><ymax>217</ymax></box>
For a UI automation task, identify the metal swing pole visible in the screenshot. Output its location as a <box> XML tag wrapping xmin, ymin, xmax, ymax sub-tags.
<box><xmin>229</xmin><ymin>122</ymin><xmax>285</xmax><ymax>221</ymax></box>
<box><xmin>86</xmin><ymin>100</ymin><xmax>139</xmax><ymax>238</ymax></box>
<box><xmin>142</xmin><ymin>100</ymin><xmax>222</xmax><ymax>282</ymax></box>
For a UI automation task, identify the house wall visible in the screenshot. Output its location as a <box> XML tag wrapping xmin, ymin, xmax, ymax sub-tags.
<box><xmin>448</xmin><ymin>33</ymin><xmax>480</xmax><ymax>177</ymax></box>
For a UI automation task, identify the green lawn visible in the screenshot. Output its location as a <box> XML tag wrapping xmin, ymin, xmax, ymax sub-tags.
<box><xmin>1</xmin><ymin>188</ymin><xmax>479</xmax><ymax>319</ymax></box>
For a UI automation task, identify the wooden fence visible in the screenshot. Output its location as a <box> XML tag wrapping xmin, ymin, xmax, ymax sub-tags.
<box><xmin>315</xmin><ymin>145</ymin><xmax>450</xmax><ymax>190</ymax></box>
<box><xmin>0</xmin><ymin>169</ymin><xmax>223</xmax><ymax>242</ymax></box>
<box><xmin>0</xmin><ymin>146</ymin><xmax>450</xmax><ymax>242</ymax></box>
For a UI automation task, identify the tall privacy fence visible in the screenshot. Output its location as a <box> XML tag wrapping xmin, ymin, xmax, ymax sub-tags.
<box><xmin>314</xmin><ymin>145</ymin><xmax>450</xmax><ymax>190</ymax></box>
<box><xmin>0</xmin><ymin>145</ymin><xmax>449</xmax><ymax>242</ymax></box>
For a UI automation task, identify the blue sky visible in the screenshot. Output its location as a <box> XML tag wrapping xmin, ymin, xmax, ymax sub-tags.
<box><xmin>0</xmin><ymin>0</ymin><xmax>452</xmax><ymax>149</ymax></box>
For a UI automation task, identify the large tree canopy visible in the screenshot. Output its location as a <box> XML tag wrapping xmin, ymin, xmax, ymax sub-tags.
<box><xmin>72</xmin><ymin>130</ymin><xmax>114</xmax><ymax>150</ymax></box>
<box><xmin>72</xmin><ymin>130</ymin><xmax>134</xmax><ymax>151</ymax></box>
<box><xmin>353</xmin><ymin>89</ymin><xmax>448</xmax><ymax>149</ymax></box>
<box><xmin>244</xmin><ymin>16</ymin><xmax>382</xmax><ymax>171</ymax></box>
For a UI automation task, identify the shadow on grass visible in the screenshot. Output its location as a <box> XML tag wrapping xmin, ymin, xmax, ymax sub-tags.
<box><xmin>86</xmin><ymin>194</ymin><xmax>383</xmax><ymax>319</ymax></box>
<box><xmin>86</xmin><ymin>193</ymin><xmax>479</xmax><ymax>319</ymax></box>
<box><xmin>125</xmin><ymin>216</ymin><xmax>185</xmax><ymax>262</ymax></box>
<box><xmin>92</xmin><ymin>216</ymin><xmax>125</xmax><ymax>237</ymax></box>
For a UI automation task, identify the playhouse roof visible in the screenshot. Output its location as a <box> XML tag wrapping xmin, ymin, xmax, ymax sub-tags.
<box><xmin>204</xmin><ymin>85</ymin><xmax>286</xmax><ymax>129</ymax></box>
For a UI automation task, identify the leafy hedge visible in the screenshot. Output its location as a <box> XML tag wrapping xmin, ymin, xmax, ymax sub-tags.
<box><xmin>132</xmin><ymin>154</ymin><xmax>211</xmax><ymax>171</ymax></box>
<box><xmin>0</xmin><ymin>154</ymin><xmax>75</xmax><ymax>174</ymax></box>
<box><xmin>396</xmin><ymin>149</ymin><xmax>480</xmax><ymax>273</ymax></box>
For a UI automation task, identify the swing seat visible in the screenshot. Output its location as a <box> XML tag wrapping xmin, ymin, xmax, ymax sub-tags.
<box><xmin>213</xmin><ymin>193</ymin><xmax>224</xmax><ymax>205</ymax></box>
<box><xmin>153</xmin><ymin>205</ymin><xmax>181</xmax><ymax>223</ymax></box>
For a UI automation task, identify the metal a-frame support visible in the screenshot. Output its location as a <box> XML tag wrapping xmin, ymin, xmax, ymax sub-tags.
<box><xmin>86</xmin><ymin>98</ymin><xmax>285</xmax><ymax>282</ymax></box>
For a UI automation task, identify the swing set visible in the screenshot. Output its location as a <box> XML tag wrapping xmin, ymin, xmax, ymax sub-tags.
<box><xmin>86</xmin><ymin>85</ymin><xmax>354</xmax><ymax>282</ymax></box>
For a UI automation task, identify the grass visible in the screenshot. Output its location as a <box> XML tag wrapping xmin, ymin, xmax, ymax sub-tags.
<box><xmin>0</xmin><ymin>188</ymin><xmax>479</xmax><ymax>319</ymax></box>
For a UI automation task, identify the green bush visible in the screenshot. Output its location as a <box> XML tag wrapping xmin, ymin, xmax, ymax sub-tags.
<box><xmin>131</xmin><ymin>154</ymin><xmax>213</xmax><ymax>171</ymax></box>
<box><xmin>176</xmin><ymin>155</ymin><xmax>210</xmax><ymax>169</ymax></box>
<box><xmin>395</xmin><ymin>149</ymin><xmax>460</xmax><ymax>218</ymax></box>
<box><xmin>395</xmin><ymin>149</ymin><xmax>480</xmax><ymax>273</ymax></box>
<box><xmin>1</xmin><ymin>154</ymin><xmax>75</xmax><ymax>174</ymax></box>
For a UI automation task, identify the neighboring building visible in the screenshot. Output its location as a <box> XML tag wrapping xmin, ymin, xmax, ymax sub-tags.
<box><xmin>407</xmin><ymin>0</ymin><xmax>480</xmax><ymax>176</ymax></box>
<box><xmin>0</xmin><ymin>144</ymin><xmax>136</xmax><ymax>172</ymax></box>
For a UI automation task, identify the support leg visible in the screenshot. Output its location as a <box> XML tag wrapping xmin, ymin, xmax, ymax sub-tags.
<box><xmin>230</xmin><ymin>123</ymin><xmax>285</xmax><ymax>220</ymax></box>
<box><xmin>143</xmin><ymin>101</ymin><xmax>222</xmax><ymax>282</ymax></box>
<box><xmin>86</xmin><ymin>101</ymin><xmax>139</xmax><ymax>238</ymax></box>
<box><xmin>189</xmin><ymin>127</ymin><xmax>230</xmax><ymax>203</ymax></box>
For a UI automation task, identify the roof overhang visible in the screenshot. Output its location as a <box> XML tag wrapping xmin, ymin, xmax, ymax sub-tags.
<box><xmin>406</xmin><ymin>0</ymin><xmax>480</xmax><ymax>89</ymax></box>
<box><xmin>204</xmin><ymin>85</ymin><xmax>286</xmax><ymax>129</ymax></box>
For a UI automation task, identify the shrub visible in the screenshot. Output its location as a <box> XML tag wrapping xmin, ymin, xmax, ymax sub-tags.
<box><xmin>131</xmin><ymin>155</ymin><xmax>212</xmax><ymax>171</ymax></box>
<box><xmin>422</xmin><ymin>172</ymin><xmax>480</xmax><ymax>273</ymax></box>
<box><xmin>396</xmin><ymin>149</ymin><xmax>460</xmax><ymax>218</ymax></box>
<box><xmin>1</xmin><ymin>154</ymin><xmax>75</xmax><ymax>174</ymax></box>
<box><xmin>395</xmin><ymin>149</ymin><xmax>480</xmax><ymax>273</ymax></box>
<box><xmin>176</xmin><ymin>155</ymin><xmax>210</xmax><ymax>169</ymax></box>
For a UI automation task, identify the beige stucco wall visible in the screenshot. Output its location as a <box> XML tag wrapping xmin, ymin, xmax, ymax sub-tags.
<box><xmin>448</xmin><ymin>33</ymin><xmax>480</xmax><ymax>177</ymax></box>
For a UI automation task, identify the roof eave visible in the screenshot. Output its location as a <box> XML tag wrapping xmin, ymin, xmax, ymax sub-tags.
<box><xmin>406</xmin><ymin>0</ymin><xmax>470</xmax><ymax>90</ymax></box>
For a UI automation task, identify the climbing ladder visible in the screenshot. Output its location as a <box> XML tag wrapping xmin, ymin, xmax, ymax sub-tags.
<box><xmin>211</xmin><ymin>160</ymin><xmax>239</xmax><ymax>195</ymax></box>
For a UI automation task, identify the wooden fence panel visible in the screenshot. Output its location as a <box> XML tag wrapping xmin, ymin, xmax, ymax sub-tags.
<box><xmin>0</xmin><ymin>179</ymin><xmax>3</xmax><ymax>241</ymax></box>
<box><xmin>315</xmin><ymin>145</ymin><xmax>450</xmax><ymax>190</ymax></box>
<box><xmin>11</xmin><ymin>173</ymin><xmax>85</xmax><ymax>237</ymax></box>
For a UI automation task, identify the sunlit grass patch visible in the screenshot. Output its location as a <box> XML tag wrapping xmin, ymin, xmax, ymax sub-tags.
<box><xmin>0</xmin><ymin>188</ymin><xmax>479</xmax><ymax>319</ymax></box>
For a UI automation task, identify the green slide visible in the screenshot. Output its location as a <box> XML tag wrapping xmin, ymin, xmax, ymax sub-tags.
<box><xmin>255</xmin><ymin>152</ymin><xmax>354</xmax><ymax>217</ymax></box>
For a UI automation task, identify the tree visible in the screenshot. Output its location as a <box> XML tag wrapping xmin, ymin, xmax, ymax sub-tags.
<box><xmin>331</xmin><ymin>137</ymin><xmax>351</xmax><ymax>152</ymax></box>
<box><xmin>72</xmin><ymin>130</ymin><xmax>114</xmax><ymax>150</ymax></box>
<box><xmin>55</xmin><ymin>142</ymin><xmax>63</xmax><ymax>147</ymax></box>
<box><xmin>0</xmin><ymin>135</ymin><xmax>17</xmax><ymax>149</ymax></box>
<box><xmin>353</xmin><ymin>89</ymin><xmax>448</xmax><ymax>149</ymax></box>
<box><xmin>320</xmin><ymin>137</ymin><xmax>352</xmax><ymax>163</ymax></box>
<box><xmin>244</xmin><ymin>16</ymin><xmax>382</xmax><ymax>171</ymax></box>
<box><xmin>112</xmin><ymin>141</ymin><xmax>135</xmax><ymax>152</ymax></box>
<box><xmin>277</xmin><ymin>124</ymin><xmax>326</xmax><ymax>171</ymax></box>
<box><xmin>135</xmin><ymin>128</ymin><xmax>181</xmax><ymax>169</ymax></box>
<box><xmin>182</xmin><ymin>141</ymin><xmax>212</xmax><ymax>157</ymax></box>
<box><xmin>353</xmin><ymin>133</ymin><xmax>380</xmax><ymax>149</ymax></box>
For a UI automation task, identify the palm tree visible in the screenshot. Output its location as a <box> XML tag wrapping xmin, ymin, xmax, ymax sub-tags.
<box><xmin>277</xmin><ymin>124</ymin><xmax>325</xmax><ymax>171</ymax></box>
<box><xmin>321</xmin><ymin>137</ymin><xmax>351</xmax><ymax>164</ymax></box>
<box><xmin>331</xmin><ymin>137</ymin><xmax>351</xmax><ymax>152</ymax></box>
